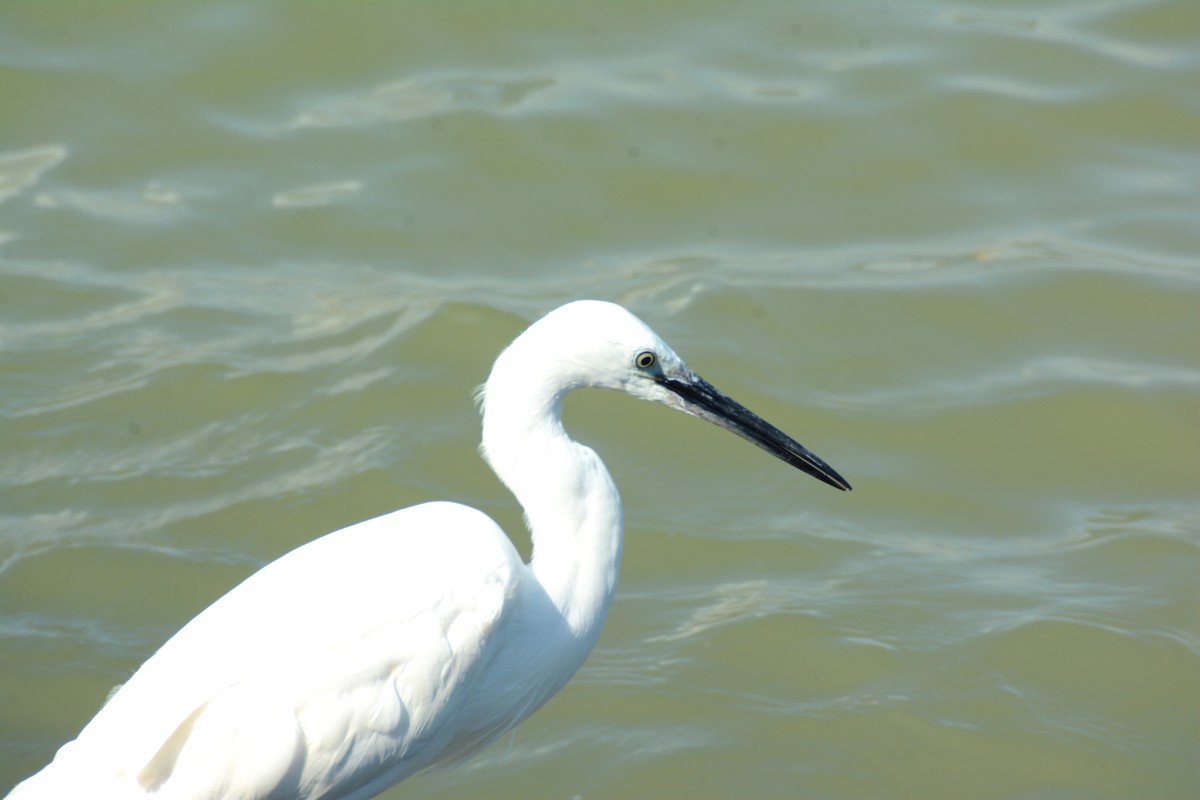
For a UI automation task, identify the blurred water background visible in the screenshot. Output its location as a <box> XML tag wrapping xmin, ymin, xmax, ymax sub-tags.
<box><xmin>1</xmin><ymin>1</ymin><xmax>1198</xmax><ymax>797</ymax></box>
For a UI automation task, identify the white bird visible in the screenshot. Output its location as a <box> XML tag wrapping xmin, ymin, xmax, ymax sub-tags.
<box><xmin>7</xmin><ymin>300</ymin><xmax>850</xmax><ymax>799</ymax></box>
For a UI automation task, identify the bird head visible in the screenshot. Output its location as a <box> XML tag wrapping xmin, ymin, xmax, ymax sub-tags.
<box><xmin>485</xmin><ymin>300</ymin><xmax>850</xmax><ymax>491</ymax></box>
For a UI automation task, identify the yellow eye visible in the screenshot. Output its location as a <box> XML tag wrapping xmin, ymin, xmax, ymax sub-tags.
<box><xmin>635</xmin><ymin>351</ymin><xmax>656</xmax><ymax>369</ymax></box>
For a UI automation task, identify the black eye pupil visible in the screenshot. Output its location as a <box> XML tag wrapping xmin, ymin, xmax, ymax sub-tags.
<box><xmin>636</xmin><ymin>351</ymin><xmax>655</xmax><ymax>368</ymax></box>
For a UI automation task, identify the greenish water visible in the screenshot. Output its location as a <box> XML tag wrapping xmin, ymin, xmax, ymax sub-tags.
<box><xmin>2</xmin><ymin>1</ymin><xmax>1198</xmax><ymax>797</ymax></box>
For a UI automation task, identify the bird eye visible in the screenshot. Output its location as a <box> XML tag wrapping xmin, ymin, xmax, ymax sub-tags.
<box><xmin>635</xmin><ymin>351</ymin><xmax>657</xmax><ymax>369</ymax></box>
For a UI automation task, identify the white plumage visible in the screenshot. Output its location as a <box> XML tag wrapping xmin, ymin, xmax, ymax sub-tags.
<box><xmin>8</xmin><ymin>300</ymin><xmax>848</xmax><ymax>799</ymax></box>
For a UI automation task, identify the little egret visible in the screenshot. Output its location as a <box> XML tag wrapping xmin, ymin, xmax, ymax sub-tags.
<box><xmin>8</xmin><ymin>300</ymin><xmax>850</xmax><ymax>799</ymax></box>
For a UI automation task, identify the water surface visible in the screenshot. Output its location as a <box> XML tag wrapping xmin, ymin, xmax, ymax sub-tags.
<box><xmin>2</xmin><ymin>1</ymin><xmax>1198</xmax><ymax>797</ymax></box>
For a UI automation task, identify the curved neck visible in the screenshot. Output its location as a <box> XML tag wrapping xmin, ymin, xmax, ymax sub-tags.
<box><xmin>480</xmin><ymin>365</ymin><xmax>623</xmax><ymax>641</ymax></box>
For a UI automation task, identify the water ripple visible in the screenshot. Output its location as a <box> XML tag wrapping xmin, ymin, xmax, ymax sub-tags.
<box><xmin>844</xmin><ymin>355</ymin><xmax>1200</xmax><ymax>413</ymax></box>
<box><xmin>286</xmin><ymin>73</ymin><xmax>555</xmax><ymax>130</ymax></box>
<box><xmin>0</xmin><ymin>144</ymin><xmax>66</xmax><ymax>206</ymax></box>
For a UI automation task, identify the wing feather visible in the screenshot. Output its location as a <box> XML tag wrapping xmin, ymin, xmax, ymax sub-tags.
<box><xmin>21</xmin><ymin>501</ymin><xmax>523</xmax><ymax>798</ymax></box>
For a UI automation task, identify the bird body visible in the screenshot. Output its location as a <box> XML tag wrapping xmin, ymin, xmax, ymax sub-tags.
<box><xmin>8</xmin><ymin>300</ymin><xmax>847</xmax><ymax>799</ymax></box>
<box><xmin>18</xmin><ymin>503</ymin><xmax>523</xmax><ymax>798</ymax></box>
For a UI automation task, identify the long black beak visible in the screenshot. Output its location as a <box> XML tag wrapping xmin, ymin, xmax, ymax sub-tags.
<box><xmin>658</xmin><ymin>374</ymin><xmax>851</xmax><ymax>491</ymax></box>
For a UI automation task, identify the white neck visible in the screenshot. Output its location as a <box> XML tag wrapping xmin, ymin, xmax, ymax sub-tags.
<box><xmin>479</xmin><ymin>352</ymin><xmax>623</xmax><ymax>642</ymax></box>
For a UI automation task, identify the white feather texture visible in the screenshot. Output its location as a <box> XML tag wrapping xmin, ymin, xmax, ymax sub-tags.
<box><xmin>8</xmin><ymin>300</ymin><xmax>846</xmax><ymax>799</ymax></box>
